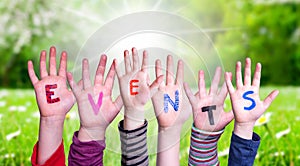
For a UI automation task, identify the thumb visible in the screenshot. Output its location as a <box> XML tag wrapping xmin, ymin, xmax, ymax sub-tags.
<box><xmin>150</xmin><ymin>75</ymin><xmax>164</xmax><ymax>96</ymax></box>
<box><xmin>263</xmin><ymin>90</ymin><xmax>279</xmax><ymax>110</ymax></box>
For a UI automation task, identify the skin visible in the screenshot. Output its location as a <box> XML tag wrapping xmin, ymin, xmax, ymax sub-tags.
<box><xmin>67</xmin><ymin>55</ymin><xmax>123</xmax><ymax>141</ymax></box>
<box><xmin>225</xmin><ymin>58</ymin><xmax>279</xmax><ymax>139</ymax></box>
<box><xmin>152</xmin><ymin>55</ymin><xmax>191</xmax><ymax>166</ymax></box>
<box><xmin>184</xmin><ymin>67</ymin><xmax>234</xmax><ymax>132</ymax></box>
<box><xmin>116</xmin><ymin>47</ymin><xmax>164</xmax><ymax>130</ymax></box>
<box><xmin>27</xmin><ymin>46</ymin><xmax>75</xmax><ymax>164</ymax></box>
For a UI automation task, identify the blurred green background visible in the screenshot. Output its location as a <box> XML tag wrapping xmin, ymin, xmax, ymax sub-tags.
<box><xmin>0</xmin><ymin>0</ymin><xmax>299</xmax><ymax>165</ymax></box>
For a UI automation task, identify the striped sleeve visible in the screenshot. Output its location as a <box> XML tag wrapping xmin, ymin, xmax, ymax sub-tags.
<box><xmin>118</xmin><ymin>120</ymin><xmax>148</xmax><ymax>166</ymax></box>
<box><xmin>188</xmin><ymin>124</ymin><xmax>224</xmax><ymax>166</ymax></box>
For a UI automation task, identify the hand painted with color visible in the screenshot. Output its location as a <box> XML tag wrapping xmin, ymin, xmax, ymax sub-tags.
<box><xmin>116</xmin><ymin>48</ymin><xmax>164</xmax><ymax>130</ymax></box>
<box><xmin>28</xmin><ymin>46</ymin><xmax>75</xmax><ymax>119</ymax></box>
<box><xmin>184</xmin><ymin>67</ymin><xmax>234</xmax><ymax>132</ymax></box>
<box><xmin>225</xmin><ymin>58</ymin><xmax>279</xmax><ymax>139</ymax></box>
<box><xmin>152</xmin><ymin>55</ymin><xmax>191</xmax><ymax>128</ymax></box>
<box><xmin>28</xmin><ymin>46</ymin><xmax>76</xmax><ymax>164</ymax></box>
<box><xmin>67</xmin><ymin>55</ymin><xmax>123</xmax><ymax>141</ymax></box>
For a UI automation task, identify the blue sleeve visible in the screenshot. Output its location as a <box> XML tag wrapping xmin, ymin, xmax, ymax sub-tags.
<box><xmin>228</xmin><ymin>132</ymin><xmax>260</xmax><ymax>166</ymax></box>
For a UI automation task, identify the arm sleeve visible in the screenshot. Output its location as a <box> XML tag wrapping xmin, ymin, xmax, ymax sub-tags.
<box><xmin>118</xmin><ymin>120</ymin><xmax>149</xmax><ymax>166</ymax></box>
<box><xmin>188</xmin><ymin>124</ymin><xmax>224</xmax><ymax>166</ymax></box>
<box><xmin>228</xmin><ymin>132</ymin><xmax>260</xmax><ymax>166</ymax></box>
<box><xmin>68</xmin><ymin>131</ymin><xmax>105</xmax><ymax>166</ymax></box>
<box><xmin>31</xmin><ymin>141</ymin><xmax>65</xmax><ymax>166</ymax></box>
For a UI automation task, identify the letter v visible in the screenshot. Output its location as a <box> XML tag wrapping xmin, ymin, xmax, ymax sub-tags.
<box><xmin>88</xmin><ymin>92</ymin><xmax>103</xmax><ymax>115</ymax></box>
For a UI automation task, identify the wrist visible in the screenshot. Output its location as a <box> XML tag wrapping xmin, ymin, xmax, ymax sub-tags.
<box><xmin>40</xmin><ymin>116</ymin><xmax>65</xmax><ymax>129</ymax></box>
<box><xmin>158</xmin><ymin>124</ymin><xmax>182</xmax><ymax>139</ymax></box>
<box><xmin>124</xmin><ymin>106</ymin><xmax>145</xmax><ymax>130</ymax></box>
<box><xmin>192</xmin><ymin>124</ymin><xmax>224</xmax><ymax>136</ymax></box>
<box><xmin>233</xmin><ymin>122</ymin><xmax>255</xmax><ymax>140</ymax></box>
<box><xmin>78</xmin><ymin>126</ymin><xmax>106</xmax><ymax>142</ymax></box>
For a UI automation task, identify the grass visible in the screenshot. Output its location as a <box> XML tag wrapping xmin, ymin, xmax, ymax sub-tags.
<box><xmin>0</xmin><ymin>86</ymin><xmax>299</xmax><ymax>165</ymax></box>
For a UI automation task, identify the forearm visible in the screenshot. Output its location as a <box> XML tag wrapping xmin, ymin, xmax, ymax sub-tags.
<box><xmin>119</xmin><ymin>120</ymin><xmax>148</xmax><ymax>166</ymax></box>
<box><xmin>228</xmin><ymin>132</ymin><xmax>260</xmax><ymax>166</ymax></box>
<box><xmin>124</xmin><ymin>106</ymin><xmax>145</xmax><ymax>130</ymax></box>
<box><xmin>38</xmin><ymin>116</ymin><xmax>65</xmax><ymax>165</ymax></box>
<box><xmin>188</xmin><ymin>125</ymin><xmax>224</xmax><ymax>166</ymax></box>
<box><xmin>68</xmin><ymin>131</ymin><xmax>105</xmax><ymax>166</ymax></box>
<box><xmin>31</xmin><ymin>141</ymin><xmax>65</xmax><ymax>166</ymax></box>
<box><xmin>157</xmin><ymin>125</ymin><xmax>182</xmax><ymax>166</ymax></box>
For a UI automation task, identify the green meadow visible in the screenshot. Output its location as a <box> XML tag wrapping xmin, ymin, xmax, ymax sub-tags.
<box><xmin>0</xmin><ymin>86</ymin><xmax>299</xmax><ymax>165</ymax></box>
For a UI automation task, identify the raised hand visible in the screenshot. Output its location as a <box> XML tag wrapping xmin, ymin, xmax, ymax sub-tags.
<box><xmin>152</xmin><ymin>55</ymin><xmax>191</xmax><ymax>166</ymax></box>
<box><xmin>116</xmin><ymin>47</ymin><xmax>163</xmax><ymax>130</ymax></box>
<box><xmin>225</xmin><ymin>58</ymin><xmax>279</xmax><ymax>139</ymax></box>
<box><xmin>184</xmin><ymin>67</ymin><xmax>234</xmax><ymax>132</ymax></box>
<box><xmin>152</xmin><ymin>55</ymin><xmax>191</xmax><ymax>128</ymax></box>
<box><xmin>28</xmin><ymin>46</ymin><xmax>75</xmax><ymax>118</ymax></box>
<box><xmin>28</xmin><ymin>46</ymin><xmax>75</xmax><ymax>164</ymax></box>
<box><xmin>67</xmin><ymin>55</ymin><xmax>123</xmax><ymax>141</ymax></box>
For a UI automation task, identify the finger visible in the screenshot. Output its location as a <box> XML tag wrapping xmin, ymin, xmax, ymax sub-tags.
<box><xmin>175</xmin><ymin>60</ymin><xmax>184</xmax><ymax>85</ymax></box>
<box><xmin>244</xmin><ymin>58</ymin><xmax>251</xmax><ymax>86</ymax></box>
<box><xmin>218</xmin><ymin>82</ymin><xmax>228</xmax><ymax>103</ymax></box>
<box><xmin>104</xmin><ymin>60</ymin><xmax>116</xmax><ymax>94</ymax></box>
<box><xmin>166</xmin><ymin>55</ymin><xmax>174</xmax><ymax>85</ymax></box>
<box><xmin>236</xmin><ymin>61</ymin><xmax>243</xmax><ymax>89</ymax></box>
<box><xmin>141</xmin><ymin>50</ymin><xmax>148</xmax><ymax>73</ymax></box>
<box><xmin>58</xmin><ymin>51</ymin><xmax>67</xmax><ymax>78</ymax></box>
<box><xmin>77</xmin><ymin>79</ymin><xmax>83</xmax><ymax>90</ymax></box>
<box><xmin>183</xmin><ymin>82</ymin><xmax>197</xmax><ymax>106</ymax></box>
<box><xmin>67</xmin><ymin>72</ymin><xmax>77</xmax><ymax>91</ymax></box>
<box><xmin>225</xmin><ymin>72</ymin><xmax>235</xmax><ymax>94</ymax></box>
<box><xmin>224</xmin><ymin>110</ymin><xmax>234</xmax><ymax>125</ymax></box>
<box><xmin>39</xmin><ymin>50</ymin><xmax>48</xmax><ymax>78</ymax></box>
<box><xmin>82</xmin><ymin>59</ymin><xmax>92</xmax><ymax>89</ymax></box>
<box><xmin>113</xmin><ymin>95</ymin><xmax>123</xmax><ymax>111</ymax></box>
<box><xmin>155</xmin><ymin>59</ymin><xmax>163</xmax><ymax>78</ymax></box>
<box><xmin>146</xmin><ymin>74</ymin><xmax>150</xmax><ymax>86</ymax></box>
<box><xmin>114</xmin><ymin>59</ymin><xmax>121</xmax><ymax>78</ymax></box>
<box><xmin>252</xmin><ymin>63</ymin><xmax>261</xmax><ymax>87</ymax></box>
<box><xmin>49</xmin><ymin>46</ymin><xmax>57</xmax><ymax>76</ymax></box>
<box><xmin>124</xmin><ymin>50</ymin><xmax>132</xmax><ymax>74</ymax></box>
<box><xmin>263</xmin><ymin>90</ymin><xmax>279</xmax><ymax>110</ymax></box>
<box><xmin>95</xmin><ymin>54</ymin><xmax>107</xmax><ymax>85</ymax></box>
<box><xmin>199</xmin><ymin>70</ymin><xmax>207</xmax><ymax>98</ymax></box>
<box><xmin>150</xmin><ymin>75</ymin><xmax>164</xmax><ymax>96</ymax></box>
<box><xmin>132</xmin><ymin>47</ymin><xmax>140</xmax><ymax>71</ymax></box>
<box><xmin>209</xmin><ymin>67</ymin><xmax>221</xmax><ymax>95</ymax></box>
<box><xmin>67</xmin><ymin>72</ymin><xmax>82</xmax><ymax>95</ymax></box>
<box><xmin>28</xmin><ymin>61</ymin><xmax>39</xmax><ymax>85</ymax></box>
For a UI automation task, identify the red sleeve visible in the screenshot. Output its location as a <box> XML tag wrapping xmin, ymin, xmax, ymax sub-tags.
<box><xmin>31</xmin><ymin>141</ymin><xmax>65</xmax><ymax>166</ymax></box>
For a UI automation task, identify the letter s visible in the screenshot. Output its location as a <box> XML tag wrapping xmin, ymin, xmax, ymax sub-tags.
<box><xmin>242</xmin><ymin>90</ymin><xmax>256</xmax><ymax>111</ymax></box>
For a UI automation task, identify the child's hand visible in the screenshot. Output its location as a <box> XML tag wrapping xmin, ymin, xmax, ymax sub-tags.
<box><xmin>28</xmin><ymin>46</ymin><xmax>75</xmax><ymax>164</ymax></box>
<box><xmin>225</xmin><ymin>58</ymin><xmax>279</xmax><ymax>139</ymax></box>
<box><xmin>184</xmin><ymin>67</ymin><xmax>234</xmax><ymax>132</ymax></box>
<box><xmin>116</xmin><ymin>48</ymin><xmax>163</xmax><ymax>130</ymax></box>
<box><xmin>152</xmin><ymin>55</ymin><xmax>191</xmax><ymax>129</ymax></box>
<box><xmin>152</xmin><ymin>55</ymin><xmax>191</xmax><ymax>166</ymax></box>
<box><xmin>67</xmin><ymin>55</ymin><xmax>123</xmax><ymax>141</ymax></box>
<box><xmin>28</xmin><ymin>46</ymin><xmax>75</xmax><ymax>120</ymax></box>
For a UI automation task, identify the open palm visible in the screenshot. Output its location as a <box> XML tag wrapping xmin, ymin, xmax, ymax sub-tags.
<box><xmin>67</xmin><ymin>55</ymin><xmax>122</xmax><ymax>131</ymax></box>
<box><xmin>225</xmin><ymin>58</ymin><xmax>279</xmax><ymax>128</ymax></box>
<box><xmin>28</xmin><ymin>46</ymin><xmax>75</xmax><ymax>118</ymax></box>
<box><xmin>184</xmin><ymin>67</ymin><xmax>233</xmax><ymax>131</ymax></box>
<box><xmin>152</xmin><ymin>55</ymin><xmax>191</xmax><ymax>128</ymax></box>
<box><xmin>116</xmin><ymin>48</ymin><xmax>163</xmax><ymax>121</ymax></box>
